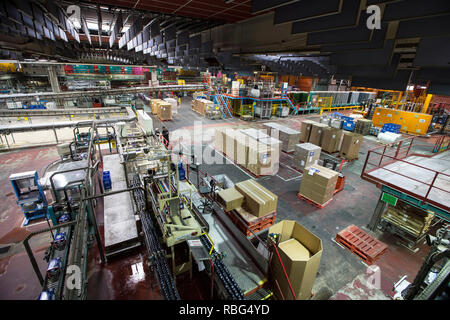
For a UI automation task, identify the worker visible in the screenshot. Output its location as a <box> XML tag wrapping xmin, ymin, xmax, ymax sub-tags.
<box><xmin>162</xmin><ymin>126</ymin><xmax>169</xmax><ymax>148</ymax></box>
<box><xmin>154</xmin><ymin>127</ymin><xmax>160</xmax><ymax>138</ymax></box>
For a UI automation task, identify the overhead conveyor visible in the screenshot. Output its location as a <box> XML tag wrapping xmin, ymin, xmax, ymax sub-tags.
<box><xmin>0</xmin><ymin>84</ymin><xmax>206</xmax><ymax>103</ymax></box>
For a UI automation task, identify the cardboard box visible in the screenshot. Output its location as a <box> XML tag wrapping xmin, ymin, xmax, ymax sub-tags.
<box><xmin>299</xmin><ymin>120</ymin><xmax>316</xmax><ymax>142</ymax></box>
<box><xmin>217</xmin><ymin>187</ymin><xmax>244</xmax><ymax>211</ymax></box>
<box><xmin>246</xmin><ymin>139</ymin><xmax>278</xmax><ymax>176</ymax></box>
<box><xmin>269</xmin><ymin>220</ymin><xmax>322</xmax><ymax>300</ymax></box>
<box><xmin>258</xmin><ymin>137</ymin><xmax>282</xmax><ymax>157</ymax></box>
<box><xmin>234</xmin><ymin>131</ymin><xmax>253</xmax><ymax>165</ymax></box>
<box><xmin>308</xmin><ymin>123</ymin><xmax>328</xmax><ymax>146</ymax></box>
<box><xmin>240</xmin><ymin>128</ymin><xmax>269</xmax><ymax>140</ymax></box>
<box><xmin>158</xmin><ymin>100</ymin><xmax>172</xmax><ymax>121</ymax></box>
<box><xmin>214</xmin><ymin>128</ymin><xmax>227</xmax><ymax>153</ymax></box>
<box><xmin>293</xmin><ymin>143</ymin><xmax>321</xmax><ymax>171</ymax></box>
<box><xmin>262</xmin><ymin>122</ymin><xmax>300</xmax><ymax>153</ymax></box>
<box><xmin>223</xmin><ymin>129</ymin><xmax>238</xmax><ymax>160</ymax></box>
<box><xmin>299</xmin><ymin>164</ymin><xmax>338</xmax><ymax>205</ymax></box>
<box><xmin>235</xmin><ymin>179</ymin><xmax>278</xmax><ymax>217</ymax></box>
<box><xmin>150</xmin><ymin>99</ymin><xmax>163</xmax><ymax>115</ymax></box>
<box><xmin>320</xmin><ymin>127</ymin><xmax>342</xmax><ymax>153</ymax></box>
<box><xmin>339</xmin><ymin>131</ymin><xmax>362</xmax><ymax>160</ymax></box>
<box><xmin>192</xmin><ymin>99</ymin><xmax>215</xmax><ymax>115</ymax></box>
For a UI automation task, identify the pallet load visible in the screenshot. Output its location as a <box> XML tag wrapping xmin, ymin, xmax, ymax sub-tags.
<box><xmin>215</xmin><ymin>128</ymin><xmax>279</xmax><ymax>176</ymax></box>
<box><xmin>381</xmin><ymin>200</ymin><xmax>434</xmax><ymax>238</ymax></box>
<box><xmin>164</xmin><ymin>98</ymin><xmax>178</xmax><ymax>115</ymax></box>
<box><xmin>192</xmin><ymin>98</ymin><xmax>214</xmax><ymax>115</ymax></box>
<box><xmin>262</xmin><ymin>122</ymin><xmax>301</xmax><ymax>153</ymax></box>
<box><xmin>320</xmin><ymin>115</ymin><xmax>331</xmax><ymax>126</ymax></box>
<box><xmin>308</xmin><ymin>123</ymin><xmax>328</xmax><ymax>146</ymax></box>
<box><xmin>321</xmin><ymin>127</ymin><xmax>343</xmax><ymax>153</ymax></box>
<box><xmin>235</xmin><ymin>179</ymin><xmax>278</xmax><ymax>217</ymax></box>
<box><xmin>269</xmin><ymin>220</ymin><xmax>322</xmax><ymax>300</ymax></box>
<box><xmin>246</xmin><ymin>138</ymin><xmax>279</xmax><ymax>176</ymax></box>
<box><xmin>299</xmin><ymin>120</ymin><xmax>316</xmax><ymax>142</ymax></box>
<box><xmin>150</xmin><ymin>99</ymin><xmax>163</xmax><ymax>115</ymax></box>
<box><xmin>293</xmin><ymin>143</ymin><xmax>321</xmax><ymax>171</ymax></box>
<box><xmin>214</xmin><ymin>127</ymin><xmax>227</xmax><ymax>153</ymax></box>
<box><xmin>258</xmin><ymin>137</ymin><xmax>282</xmax><ymax>157</ymax></box>
<box><xmin>234</xmin><ymin>131</ymin><xmax>252</xmax><ymax>165</ymax></box>
<box><xmin>339</xmin><ymin>131</ymin><xmax>362</xmax><ymax>160</ymax></box>
<box><xmin>355</xmin><ymin>119</ymin><xmax>373</xmax><ymax>135</ymax></box>
<box><xmin>298</xmin><ymin>164</ymin><xmax>338</xmax><ymax>207</ymax></box>
<box><xmin>330</xmin><ymin>118</ymin><xmax>344</xmax><ymax>129</ymax></box>
<box><xmin>217</xmin><ymin>187</ymin><xmax>244</xmax><ymax>211</ymax></box>
<box><xmin>157</xmin><ymin>100</ymin><xmax>172</xmax><ymax>121</ymax></box>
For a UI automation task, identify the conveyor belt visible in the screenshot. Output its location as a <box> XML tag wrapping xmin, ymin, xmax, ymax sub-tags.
<box><xmin>129</xmin><ymin>175</ymin><xmax>180</xmax><ymax>300</ymax></box>
<box><xmin>103</xmin><ymin>154</ymin><xmax>139</xmax><ymax>256</ymax></box>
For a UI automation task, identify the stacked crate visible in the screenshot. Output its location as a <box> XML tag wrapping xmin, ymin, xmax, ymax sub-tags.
<box><xmin>382</xmin><ymin>201</ymin><xmax>434</xmax><ymax>238</ymax></box>
<box><xmin>355</xmin><ymin>119</ymin><xmax>373</xmax><ymax>135</ymax></box>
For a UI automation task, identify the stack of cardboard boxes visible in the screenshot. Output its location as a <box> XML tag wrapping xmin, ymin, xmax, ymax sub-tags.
<box><xmin>308</xmin><ymin>122</ymin><xmax>328</xmax><ymax>146</ymax></box>
<box><xmin>293</xmin><ymin>143</ymin><xmax>321</xmax><ymax>171</ymax></box>
<box><xmin>235</xmin><ymin>179</ymin><xmax>278</xmax><ymax>217</ymax></box>
<box><xmin>262</xmin><ymin>122</ymin><xmax>301</xmax><ymax>153</ymax></box>
<box><xmin>192</xmin><ymin>98</ymin><xmax>215</xmax><ymax>115</ymax></box>
<box><xmin>217</xmin><ymin>187</ymin><xmax>244</xmax><ymax>211</ymax></box>
<box><xmin>217</xmin><ymin>179</ymin><xmax>278</xmax><ymax>218</ymax></box>
<box><xmin>321</xmin><ymin>127</ymin><xmax>342</xmax><ymax>153</ymax></box>
<box><xmin>299</xmin><ymin>120</ymin><xmax>316</xmax><ymax>142</ymax></box>
<box><xmin>269</xmin><ymin>220</ymin><xmax>322</xmax><ymax>300</ymax></box>
<box><xmin>298</xmin><ymin>164</ymin><xmax>339</xmax><ymax>205</ymax></box>
<box><xmin>339</xmin><ymin>131</ymin><xmax>363</xmax><ymax>160</ymax></box>
<box><xmin>355</xmin><ymin>119</ymin><xmax>373</xmax><ymax>135</ymax></box>
<box><xmin>150</xmin><ymin>99</ymin><xmax>163</xmax><ymax>115</ymax></box>
<box><xmin>214</xmin><ymin>128</ymin><xmax>279</xmax><ymax>176</ymax></box>
<box><xmin>157</xmin><ymin>101</ymin><xmax>172</xmax><ymax>121</ymax></box>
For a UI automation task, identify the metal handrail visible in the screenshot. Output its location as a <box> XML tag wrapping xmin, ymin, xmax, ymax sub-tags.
<box><xmin>361</xmin><ymin>136</ymin><xmax>450</xmax><ymax>210</ymax></box>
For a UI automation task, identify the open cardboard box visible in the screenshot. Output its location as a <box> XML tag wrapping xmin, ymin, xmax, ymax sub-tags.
<box><xmin>269</xmin><ymin>220</ymin><xmax>323</xmax><ymax>300</ymax></box>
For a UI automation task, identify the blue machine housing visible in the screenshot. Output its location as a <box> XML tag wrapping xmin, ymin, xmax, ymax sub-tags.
<box><xmin>9</xmin><ymin>171</ymin><xmax>48</xmax><ymax>226</ymax></box>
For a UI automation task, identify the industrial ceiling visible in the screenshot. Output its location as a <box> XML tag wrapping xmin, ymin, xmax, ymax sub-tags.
<box><xmin>0</xmin><ymin>0</ymin><xmax>449</xmax><ymax>94</ymax></box>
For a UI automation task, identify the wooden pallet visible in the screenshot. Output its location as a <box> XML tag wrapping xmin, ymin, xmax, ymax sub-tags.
<box><xmin>297</xmin><ymin>193</ymin><xmax>333</xmax><ymax>209</ymax></box>
<box><xmin>336</xmin><ymin>225</ymin><xmax>388</xmax><ymax>265</ymax></box>
<box><xmin>225</xmin><ymin>209</ymin><xmax>276</xmax><ymax>237</ymax></box>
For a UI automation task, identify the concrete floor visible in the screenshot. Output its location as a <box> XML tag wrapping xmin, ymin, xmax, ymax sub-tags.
<box><xmin>0</xmin><ymin>97</ymin><xmax>437</xmax><ymax>300</ymax></box>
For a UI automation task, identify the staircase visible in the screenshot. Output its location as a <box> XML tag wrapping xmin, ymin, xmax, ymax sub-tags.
<box><xmin>215</xmin><ymin>94</ymin><xmax>233</xmax><ymax>119</ymax></box>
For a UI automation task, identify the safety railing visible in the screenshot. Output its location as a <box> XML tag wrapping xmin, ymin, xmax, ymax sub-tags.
<box><xmin>361</xmin><ymin>136</ymin><xmax>450</xmax><ymax>212</ymax></box>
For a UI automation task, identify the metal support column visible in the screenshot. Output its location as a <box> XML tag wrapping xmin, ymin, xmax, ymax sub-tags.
<box><xmin>368</xmin><ymin>192</ymin><xmax>388</xmax><ymax>231</ymax></box>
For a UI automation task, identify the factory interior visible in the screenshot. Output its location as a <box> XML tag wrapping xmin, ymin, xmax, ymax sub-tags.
<box><xmin>0</xmin><ymin>0</ymin><xmax>449</xmax><ymax>306</ymax></box>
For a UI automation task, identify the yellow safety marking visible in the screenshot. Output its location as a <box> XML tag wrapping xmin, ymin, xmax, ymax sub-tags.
<box><xmin>262</xmin><ymin>292</ymin><xmax>273</xmax><ymax>300</ymax></box>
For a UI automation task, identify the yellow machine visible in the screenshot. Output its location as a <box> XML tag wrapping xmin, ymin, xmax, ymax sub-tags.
<box><xmin>116</xmin><ymin>121</ymin><xmax>204</xmax><ymax>283</ymax></box>
<box><xmin>372</xmin><ymin>107</ymin><xmax>432</xmax><ymax>134</ymax></box>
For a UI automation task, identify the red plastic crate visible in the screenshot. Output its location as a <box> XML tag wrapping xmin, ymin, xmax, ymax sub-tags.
<box><xmin>336</xmin><ymin>225</ymin><xmax>388</xmax><ymax>265</ymax></box>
